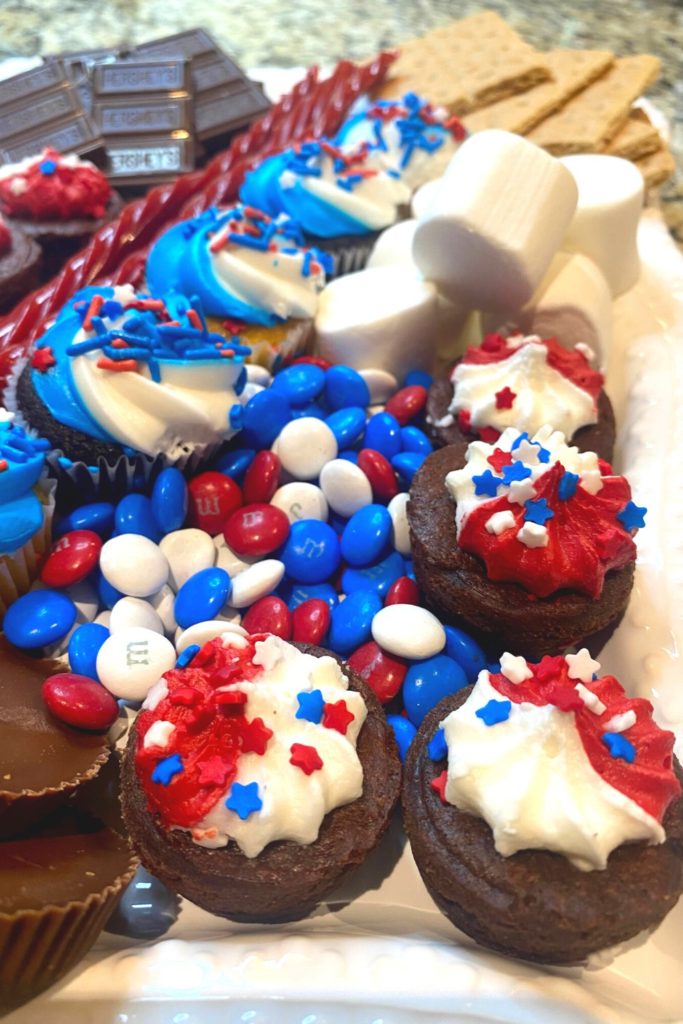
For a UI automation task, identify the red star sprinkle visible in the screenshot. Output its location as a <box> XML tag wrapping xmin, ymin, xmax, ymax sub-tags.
<box><xmin>487</xmin><ymin>447</ymin><xmax>513</xmax><ymax>473</ymax></box>
<box><xmin>214</xmin><ymin>689</ymin><xmax>248</xmax><ymax>707</ymax></box>
<box><xmin>431</xmin><ymin>770</ymin><xmax>449</xmax><ymax>804</ymax></box>
<box><xmin>494</xmin><ymin>386</ymin><xmax>516</xmax><ymax>410</ymax></box>
<box><xmin>457</xmin><ymin>409</ymin><xmax>472</xmax><ymax>433</ymax></box>
<box><xmin>31</xmin><ymin>346</ymin><xmax>56</xmax><ymax>372</ymax></box>
<box><xmin>322</xmin><ymin>699</ymin><xmax>354</xmax><ymax>735</ymax></box>
<box><xmin>479</xmin><ymin>426</ymin><xmax>501</xmax><ymax>444</ymax></box>
<box><xmin>535</xmin><ymin>656</ymin><xmax>562</xmax><ymax>685</ymax></box>
<box><xmin>197</xmin><ymin>755</ymin><xmax>234</xmax><ymax>787</ymax></box>
<box><xmin>240</xmin><ymin>716</ymin><xmax>273</xmax><ymax>756</ymax></box>
<box><xmin>289</xmin><ymin>742</ymin><xmax>324</xmax><ymax>775</ymax></box>
<box><xmin>169</xmin><ymin>687</ymin><xmax>202</xmax><ymax>707</ymax></box>
<box><xmin>546</xmin><ymin>683</ymin><xmax>584</xmax><ymax>713</ymax></box>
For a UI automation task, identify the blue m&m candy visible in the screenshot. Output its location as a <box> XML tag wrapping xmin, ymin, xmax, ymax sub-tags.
<box><xmin>324</xmin><ymin>365</ymin><xmax>371</xmax><ymax>410</ymax></box>
<box><xmin>115</xmin><ymin>494</ymin><xmax>161</xmax><ymax>542</ymax></box>
<box><xmin>278</xmin><ymin>580</ymin><xmax>339</xmax><ymax>611</ymax></box>
<box><xmin>55</xmin><ymin>501</ymin><xmax>115</xmax><ymax>539</ymax></box>
<box><xmin>341</xmin><ymin>504</ymin><xmax>392</xmax><ymax>567</ymax></box>
<box><xmin>106</xmin><ymin>866</ymin><xmax>179</xmax><ymax>940</ymax></box>
<box><xmin>328</xmin><ymin>589</ymin><xmax>382</xmax><ymax>655</ymax></box>
<box><xmin>242</xmin><ymin>390</ymin><xmax>291</xmax><ymax>447</ymax></box>
<box><xmin>391</xmin><ymin>451</ymin><xmax>427</xmax><ymax>486</ymax></box>
<box><xmin>4</xmin><ymin>590</ymin><xmax>78</xmax><ymax>650</ymax></box>
<box><xmin>400</xmin><ymin>426</ymin><xmax>432</xmax><ymax>455</ymax></box>
<box><xmin>325</xmin><ymin>406</ymin><xmax>366</xmax><ymax>448</ymax></box>
<box><xmin>174</xmin><ymin>568</ymin><xmax>232</xmax><ymax>629</ymax></box>
<box><xmin>342</xmin><ymin>550</ymin><xmax>404</xmax><ymax>599</ymax></box>
<box><xmin>151</xmin><ymin>467</ymin><xmax>188</xmax><ymax>534</ymax></box>
<box><xmin>68</xmin><ymin>621</ymin><xmax>110</xmax><ymax>681</ymax></box>
<box><xmin>403</xmin><ymin>655</ymin><xmax>468</xmax><ymax>727</ymax></box>
<box><xmin>270</xmin><ymin>363</ymin><xmax>325</xmax><ymax>406</ymax></box>
<box><xmin>386</xmin><ymin>714</ymin><xmax>417</xmax><ymax>763</ymax></box>
<box><xmin>280</xmin><ymin>519</ymin><xmax>341</xmax><ymax>584</ymax></box>
<box><xmin>212</xmin><ymin>447</ymin><xmax>256</xmax><ymax>481</ymax></box>
<box><xmin>443</xmin><ymin>625</ymin><xmax>487</xmax><ymax>684</ymax></box>
<box><xmin>364</xmin><ymin>411</ymin><xmax>401</xmax><ymax>459</ymax></box>
<box><xmin>404</xmin><ymin>369</ymin><xmax>433</xmax><ymax>390</ymax></box>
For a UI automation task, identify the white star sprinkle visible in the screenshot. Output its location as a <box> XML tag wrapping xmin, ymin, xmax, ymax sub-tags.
<box><xmin>602</xmin><ymin>710</ymin><xmax>637</xmax><ymax>733</ymax></box>
<box><xmin>511</xmin><ymin>439</ymin><xmax>541</xmax><ymax>465</ymax></box>
<box><xmin>565</xmin><ymin>648</ymin><xmax>601</xmax><ymax>683</ymax></box>
<box><xmin>485</xmin><ymin>510</ymin><xmax>516</xmax><ymax>535</ymax></box>
<box><xmin>500</xmin><ymin>652</ymin><xmax>533</xmax><ymax>684</ymax></box>
<box><xmin>579</xmin><ymin>469</ymin><xmax>604</xmax><ymax>495</ymax></box>
<box><xmin>508</xmin><ymin>478</ymin><xmax>536</xmax><ymax>505</ymax></box>
<box><xmin>575</xmin><ymin>683</ymin><xmax>607</xmax><ymax>715</ymax></box>
<box><xmin>517</xmin><ymin>522</ymin><xmax>548</xmax><ymax>548</ymax></box>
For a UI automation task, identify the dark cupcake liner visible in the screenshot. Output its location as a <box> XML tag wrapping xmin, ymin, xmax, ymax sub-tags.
<box><xmin>304</xmin><ymin>230</ymin><xmax>380</xmax><ymax>280</ymax></box>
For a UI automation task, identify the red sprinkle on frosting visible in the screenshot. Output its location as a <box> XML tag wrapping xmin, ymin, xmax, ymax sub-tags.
<box><xmin>0</xmin><ymin>148</ymin><xmax>112</xmax><ymax>222</ymax></box>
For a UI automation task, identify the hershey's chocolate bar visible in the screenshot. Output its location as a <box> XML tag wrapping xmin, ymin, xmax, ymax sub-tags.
<box><xmin>106</xmin><ymin>137</ymin><xmax>194</xmax><ymax>183</ymax></box>
<box><xmin>133</xmin><ymin>29</ymin><xmax>270</xmax><ymax>151</ymax></box>
<box><xmin>0</xmin><ymin>61</ymin><xmax>105</xmax><ymax>167</ymax></box>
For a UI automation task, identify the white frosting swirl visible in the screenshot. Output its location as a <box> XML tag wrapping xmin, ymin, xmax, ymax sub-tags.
<box><xmin>340</xmin><ymin>118</ymin><xmax>458</xmax><ymax>192</ymax></box>
<box><xmin>441</xmin><ymin>671</ymin><xmax>665</xmax><ymax>870</ymax></box>
<box><xmin>449</xmin><ymin>338</ymin><xmax>597</xmax><ymax>438</ymax></box>
<box><xmin>194</xmin><ymin>635</ymin><xmax>367</xmax><ymax>858</ymax></box>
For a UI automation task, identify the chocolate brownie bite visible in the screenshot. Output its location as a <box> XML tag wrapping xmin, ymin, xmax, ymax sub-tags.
<box><xmin>426</xmin><ymin>332</ymin><xmax>615</xmax><ymax>463</ymax></box>
<box><xmin>0</xmin><ymin>215</ymin><xmax>41</xmax><ymax>315</ymax></box>
<box><xmin>403</xmin><ymin>652</ymin><xmax>683</xmax><ymax>965</ymax></box>
<box><xmin>408</xmin><ymin>426</ymin><xmax>641</xmax><ymax>659</ymax></box>
<box><xmin>121</xmin><ymin>632</ymin><xmax>401</xmax><ymax>923</ymax></box>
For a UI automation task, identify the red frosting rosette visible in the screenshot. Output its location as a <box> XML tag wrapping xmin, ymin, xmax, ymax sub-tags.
<box><xmin>0</xmin><ymin>148</ymin><xmax>112</xmax><ymax>222</ymax></box>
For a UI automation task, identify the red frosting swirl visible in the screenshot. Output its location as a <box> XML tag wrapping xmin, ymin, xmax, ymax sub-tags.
<box><xmin>0</xmin><ymin>148</ymin><xmax>112</xmax><ymax>222</ymax></box>
<box><xmin>0</xmin><ymin>216</ymin><xmax>11</xmax><ymax>257</ymax></box>
<box><xmin>460</xmin><ymin>333</ymin><xmax>604</xmax><ymax>403</ymax></box>
<box><xmin>489</xmin><ymin>656</ymin><xmax>681</xmax><ymax>823</ymax></box>
<box><xmin>459</xmin><ymin>460</ymin><xmax>637</xmax><ymax>598</ymax></box>
<box><xmin>136</xmin><ymin>634</ymin><xmax>271</xmax><ymax>830</ymax></box>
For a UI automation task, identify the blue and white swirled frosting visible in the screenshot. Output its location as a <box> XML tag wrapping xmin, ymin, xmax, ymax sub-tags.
<box><xmin>239</xmin><ymin>140</ymin><xmax>411</xmax><ymax>239</ymax></box>
<box><xmin>28</xmin><ymin>285</ymin><xmax>250</xmax><ymax>460</ymax></box>
<box><xmin>147</xmin><ymin>205</ymin><xmax>332</xmax><ymax>326</ymax></box>
<box><xmin>335</xmin><ymin>93</ymin><xmax>467</xmax><ymax>191</ymax></box>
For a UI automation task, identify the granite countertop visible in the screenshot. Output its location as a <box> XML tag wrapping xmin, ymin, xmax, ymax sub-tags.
<box><xmin>0</xmin><ymin>0</ymin><xmax>681</xmax><ymax>238</ymax></box>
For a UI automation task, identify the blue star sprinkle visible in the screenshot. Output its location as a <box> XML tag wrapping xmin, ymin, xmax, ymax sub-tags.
<box><xmin>295</xmin><ymin>688</ymin><xmax>325</xmax><ymax>724</ymax></box>
<box><xmin>511</xmin><ymin>432</ymin><xmax>530</xmax><ymax>450</ymax></box>
<box><xmin>536</xmin><ymin>446</ymin><xmax>551</xmax><ymax>464</ymax></box>
<box><xmin>501</xmin><ymin>461</ymin><xmax>532</xmax><ymax>485</ymax></box>
<box><xmin>472</xmin><ymin>469</ymin><xmax>502</xmax><ymax>497</ymax></box>
<box><xmin>524</xmin><ymin>497</ymin><xmax>554</xmax><ymax>526</ymax></box>
<box><xmin>428</xmin><ymin>727</ymin><xmax>448</xmax><ymax>761</ymax></box>
<box><xmin>602</xmin><ymin>732</ymin><xmax>636</xmax><ymax>763</ymax></box>
<box><xmin>151</xmin><ymin>753</ymin><xmax>184</xmax><ymax>786</ymax></box>
<box><xmin>39</xmin><ymin>158</ymin><xmax>57</xmax><ymax>175</ymax></box>
<box><xmin>475</xmin><ymin>699</ymin><xmax>512</xmax><ymax>726</ymax></box>
<box><xmin>558</xmin><ymin>471</ymin><xmax>579</xmax><ymax>501</ymax></box>
<box><xmin>176</xmin><ymin>644</ymin><xmax>200</xmax><ymax>668</ymax></box>
<box><xmin>616</xmin><ymin>501</ymin><xmax>647</xmax><ymax>531</ymax></box>
<box><xmin>225</xmin><ymin>781</ymin><xmax>263</xmax><ymax>820</ymax></box>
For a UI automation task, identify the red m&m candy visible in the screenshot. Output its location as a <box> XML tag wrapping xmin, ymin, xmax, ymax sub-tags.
<box><xmin>223</xmin><ymin>503</ymin><xmax>290</xmax><ymax>557</ymax></box>
<box><xmin>384</xmin><ymin>385</ymin><xmax>428</xmax><ymax>426</ymax></box>
<box><xmin>347</xmin><ymin>641</ymin><xmax>407</xmax><ymax>704</ymax></box>
<box><xmin>40</xmin><ymin>530</ymin><xmax>102</xmax><ymax>588</ymax></box>
<box><xmin>43</xmin><ymin>672</ymin><xmax>119</xmax><ymax>731</ymax></box>
<box><xmin>242</xmin><ymin>596</ymin><xmax>292</xmax><ymax>639</ymax></box>
<box><xmin>243</xmin><ymin>450</ymin><xmax>281</xmax><ymax>504</ymax></box>
<box><xmin>291</xmin><ymin>598</ymin><xmax>330</xmax><ymax>645</ymax></box>
<box><xmin>187</xmin><ymin>472</ymin><xmax>242</xmax><ymax>534</ymax></box>
<box><xmin>357</xmin><ymin>449</ymin><xmax>399</xmax><ymax>502</ymax></box>
<box><xmin>385</xmin><ymin>576</ymin><xmax>420</xmax><ymax>606</ymax></box>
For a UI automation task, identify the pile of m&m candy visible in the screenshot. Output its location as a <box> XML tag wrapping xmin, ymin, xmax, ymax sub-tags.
<box><xmin>5</xmin><ymin>359</ymin><xmax>490</xmax><ymax>758</ymax></box>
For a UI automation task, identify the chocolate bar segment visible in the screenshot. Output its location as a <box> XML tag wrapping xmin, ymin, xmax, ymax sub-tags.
<box><xmin>133</xmin><ymin>29</ymin><xmax>270</xmax><ymax>152</ymax></box>
<box><xmin>0</xmin><ymin>61</ymin><xmax>105</xmax><ymax>167</ymax></box>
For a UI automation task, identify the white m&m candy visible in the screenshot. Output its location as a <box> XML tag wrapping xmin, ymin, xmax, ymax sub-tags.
<box><xmin>96</xmin><ymin>626</ymin><xmax>176</xmax><ymax>701</ymax></box>
<box><xmin>99</xmin><ymin>534</ymin><xmax>169</xmax><ymax>598</ymax></box>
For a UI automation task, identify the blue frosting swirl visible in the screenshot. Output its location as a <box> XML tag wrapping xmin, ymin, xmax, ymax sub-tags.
<box><xmin>0</xmin><ymin>419</ymin><xmax>50</xmax><ymax>554</ymax></box>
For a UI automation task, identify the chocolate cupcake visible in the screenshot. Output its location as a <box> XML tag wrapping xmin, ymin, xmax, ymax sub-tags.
<box><xmin>0</xmin><ymin>807</ymin><xmax>136</xmax><ymax>1013</ymax></box>
<box><xmin>0</xmin><ymin>639</ymin><xmax>111</xmax><ymax>838</ymax></box>
<box><xmin>403</xmin><ymin>652</ymin><xmax>683</xmax><ymax>964</ymax></box>
<box><xmin>121</xmin><ymin>631</ymin><xmax>401</xmax><ymax>923</ymax></box>
<box><xmin>426</xmin><ymin>332</ymin><xmax>615</xmax><ymax>462</ymax></box>
<box><xmin>408</xmin><ymin>426</ymin><xmax>643</xmax><ymax>659</ymax></box>
<box><xmin>240</xmin><ymin>139</ymin><xmax>411</xmax><ymax>279</ymax></box>
<box><xmin>0</xmin><ymin>148</ymin><xmax>122</xmax><ymax>279</ymax></box>
<box><xmin>10</xmin><ymin>283</ymin><xmax>249</xmax><ymax>500</ymax></box>
<box><xmin>146</xmin><ymin>204</ymin><xmax>331</xmax><ymax>370</ymax></box>
<box><xmin>0</xmin><ymin>214</ymin><xmax>41</xmax><ymax>315</ymax></box>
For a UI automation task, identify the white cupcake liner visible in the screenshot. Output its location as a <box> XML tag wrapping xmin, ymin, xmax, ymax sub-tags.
<box><xmin>0</xmin><ymin>477</ymin><xmax>56</xmax><ymax>621</ymax></box>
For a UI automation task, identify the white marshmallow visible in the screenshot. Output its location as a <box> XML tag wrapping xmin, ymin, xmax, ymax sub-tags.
<box><xmin>411</xmin><ymin>178</ymin><xmax>443</xmax><ymax>219</ymax></box>
<box><xmin>367</xmin><ymin>218</ymin><xmax>420</xmax><ymax>269</ymax></box>
<box><xmin>315</xmin><ymin>265</ymin><xmax>439</xmax><ymax>380</ymax></box>
<box><xmin>560</xmin><ymin>154</ymin><xmax>644</xmax><ymax>297</ymax></box>
<box><xmin>412</xmin><ymin>130</ymin><xmax>578</xmax><ymax>311</ymax></box>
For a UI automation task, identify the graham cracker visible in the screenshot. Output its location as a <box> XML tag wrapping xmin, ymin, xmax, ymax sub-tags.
<box><xmin>375</xmin><ymin>10</ymin><xmax>551</xmax><ymax>115</ymax></box>
<box><xmin>464</xmin><ymin>49</ymin><xmax>614</xmax><ymax>135</ymax></box>
<box><xmin>604</xmin><ymin>108</ymin><xmax>661</xmax><ymax>160</ymax></box>
<box><xmin>526</xmin><ymin>54</ymin><xmax>661</xmax><ymax>154</ymax></box>
<box><xmin>635</xmin><ymin>143</ymin><xmax>676</xmax><ymax>188</ymax></box>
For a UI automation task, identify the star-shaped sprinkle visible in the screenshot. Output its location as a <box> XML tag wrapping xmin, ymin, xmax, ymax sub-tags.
<box><xmin>472</xmin><ymin>469</ymin><xmax>502</xmax><ymax>497</ymax></box>
<box><xmin>431</xmin><ymin>769</ymin><xmax>449</xmax><ymax>803</ymax></box>
<box><xmin>511</xmin><ymin>431</ymin><xmax>530</xmax><ymax>451</ymax></box>
<box><xmin>240</xmin><ymin>716</ymin><xmax>273</xmax><ymax>755</ymax></box>
<box><xmin>323</xmin><ymin>699</ymin><xmax>355</xmax><ymax>734</ymax></box>
<box><xmin>485</xmin><ymin>510</ymin><xmax>516</xmax><ymax>535</ymax></box>
<box><xmin>516</xmin><ymin>522</ymin><xmax>548</xmax><ymax>548</ymax></box>
<box><xmin>603</xmin><ymin>710</ymin><xmax>637</xmax><ymax>733</ymax></box>
<box><xmin>558</xmin><ymin>471</ymin><xmax>579</xmax><ymax>501</ymax></box>
<box><xmin>169</xmin><ymin>686</ymin><xmax>202</xmax><ymax>707</ymax></box>
<box><xmin>30</xmin><ymin>346</ymin><xmax>56</xmax><ymax>372</ymax></box>
<box><xmin>494</xmin><ymin>386</ymin><xmax>516</xmax><ymax>410</ymax></box>
<box><xmin>575</xmin><ymin>683</ymin><xmax>606</xmax><ymax>715</ymax></box>
<box><xmin>512</xmin><ymin>438</ymin><xmax>542</xmax><ymax>465</ymax></box>
<box><xmin>617</xmin><ymin>501</ymin><xmax>647</xmax><ymax>531</ymax></box>
<box><xmin>475</xmin><ymin>699</ymin><xmax>512</xmax><ymax>726</ymax></box>
<box><xmin>214</xmin><ymin>689</ymin><xmax>248</xmax><ymax>707</ymax></box>
<box><xmin>176</xmin><ymin>644</ymin><xmax>200</xmax><ymax>668</ymax></box>
<box><xmin>499</xmin><ymin>652</ymin><xmax>532</xmax><ymax>684</ymax></box>
<box><xmin>479</xmin><ymin>426</ymin><xmax>500</xmax><ymax>444</ymax></box>
<box><xmin>536</xmin><ymin>446</ymin><xmax>551</xmax><ymax>464</ymax></box>
<box><xmin>487</xmin><ymin>448</ymin><xmax>513</xmax><ymax>473</ymax></box>
<box><xmin>507</xmin><ymin>478</ymin><xmax>536</xmax><ymax>505</ymax></box>
<box><xmin>225</xmin><ymin>781</ymin><xmax>263</xmax><ymax>819</ymax></box>
<box><xmin>524</xmin><ymin>497</ymin><xmax>554</xmax><ymax>525</ymax></box>
<box><xmin>565</xmin><ymin>649</ymin><xmax>601</xmax><ymax>684</ymax></box>
<box><xmin>546</xmin><ymin>683</ymin><xmax>584</xmax><ymax>712</ymax></box>
<box><xmin>197</xmin><ymin>756</ymin><xmax>234</xmax><ymax>787</ymax></box>
<box><xmin>428</xmin><ymin>727</ymin><xmax>448</xmax><ymax>761</ymax></box>
<box><xmin>502</xmin><ymin>460</ymin><xmax>532</xmax><ymax>485</ymax></box>
<box><xmin>602</xmin><ymin>732</ymin><xmax>636</xmax><ymax>763</ymax></box>
<box><xmin>39</xmin><ymin>158</ymin><xmax>57</xmax><ymax>175</ymax></box>
<box><xmin>296</xmin><ymin>688</ymin><xmax>325</xmax><ymax>724</ymax></box>
<box><xmin>289</xmin><ymin>742</ymin><xmax>324</xmax><ymax>775</ymax></box>
<box><xmin>151</xmin><ymin>753</ymin><xmax>184</xmax><ymax>786</ymax></box>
